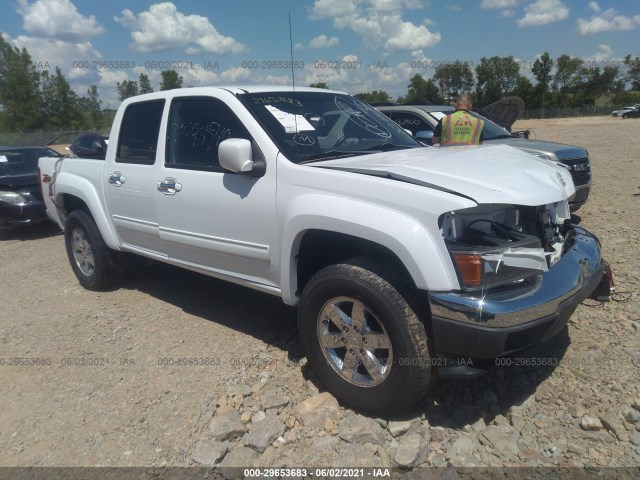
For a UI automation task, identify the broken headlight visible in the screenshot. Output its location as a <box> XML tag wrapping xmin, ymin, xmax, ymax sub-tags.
<box><xmin>440</xmin><ymin>206</ymin><xmax>553</xmax><ymax>291</ymax></box>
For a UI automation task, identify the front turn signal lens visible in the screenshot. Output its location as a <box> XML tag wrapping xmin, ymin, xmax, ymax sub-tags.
<box><xmin>453</xmin><ymin>253</ymin><xmax>483</xmax><ymax>287</ymax></box>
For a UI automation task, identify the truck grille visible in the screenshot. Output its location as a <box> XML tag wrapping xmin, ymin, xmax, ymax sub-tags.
<box><xmin>562</xmin><ymin>157</ymin><xmax>590</xmax><ymax>186</ymax></box>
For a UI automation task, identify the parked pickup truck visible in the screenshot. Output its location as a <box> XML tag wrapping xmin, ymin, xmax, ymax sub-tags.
<box><xmin>39</xmin><ymin>87</ymin><xmax>606</xmax><ymax>414</ymax></box>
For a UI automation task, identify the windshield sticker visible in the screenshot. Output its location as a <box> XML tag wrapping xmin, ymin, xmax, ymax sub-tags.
<box><xmin>334</xmin><ymin>97</ymin><xmax>391</xmax><ymax>138</ymax></box>
<box><xmin>304</xmin><ymin>113</ymin><xmax>325</xmax><ymax>127</ymax></box>
<box><xmin>293</xmin><ymin>133</ymin><xmax>316</xmax><ymax>146</ymax></box>
<box><xmin>265</xmin><ymin>105</ymin><xmax>315</xmax><ymax>133</ymax></box>
<box><xmin>0</xmin><ymin>156</ymin><xmax>7</xmax><ymax>162</ymax></box>
<box><xmin>253</xmin><ymin>96</ymin><xmax>303</xmax><ymax>108</ymax></box>
<box><xmin>431</xmin><ymin>112</ymin><xmax>446</xmax><ymax>120</ymax></box>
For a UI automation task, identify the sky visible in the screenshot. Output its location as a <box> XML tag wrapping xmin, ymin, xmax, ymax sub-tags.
<box><xmin>1</xmin><ymin>0</ymin><xmax>639</xmax><ymax>108</ymax></box>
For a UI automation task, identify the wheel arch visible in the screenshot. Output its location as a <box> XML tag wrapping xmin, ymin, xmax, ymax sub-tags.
<box><xmin>279</xmin><ymin>195</ymin><xmax>460</xmax><ymax>305</ymax></box>
<box><xmin>55</xmin><ymin>176</ymin><xmax>120</xmax><ymax>250</ymax></box>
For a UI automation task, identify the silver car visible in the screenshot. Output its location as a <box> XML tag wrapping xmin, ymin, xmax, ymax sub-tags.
<box><xmin>377</xmin><ymin>105</ymin><xmax>591</xmax><ymax>210</ymax></box>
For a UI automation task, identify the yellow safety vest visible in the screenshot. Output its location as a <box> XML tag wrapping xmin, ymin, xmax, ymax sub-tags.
<box><xmin>441</xmin><ymin>110</ymin><xmax>484</xmax><ymax>145</ymax></box>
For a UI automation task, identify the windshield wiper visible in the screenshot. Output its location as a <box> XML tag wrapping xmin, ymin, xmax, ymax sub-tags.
<box><xmin>364</xmin><ymin>142</ymin><xmax>414</xmax><ymax>152</ymax></box>
<box><xmin>298</xmin><ymin>150</ymin><xmax>372</xmax><ymax>164</ymax></box>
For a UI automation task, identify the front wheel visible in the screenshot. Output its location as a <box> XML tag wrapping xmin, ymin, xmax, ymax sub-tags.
<box><xmin>297</xmin><ymin>258</ymin><xmax>433</xmax><ymax>414</ymax></box>
<box><xmin>64</xmin><ymin>210</ymin><xmax>124</xmax><ymax>291</ymax></box>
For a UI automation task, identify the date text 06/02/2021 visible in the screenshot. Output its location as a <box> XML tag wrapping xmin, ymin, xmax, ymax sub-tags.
<box><xmin>243</xmin><ymin>468</ymin><xmax>391</xmax><ymax>477</ymax></box>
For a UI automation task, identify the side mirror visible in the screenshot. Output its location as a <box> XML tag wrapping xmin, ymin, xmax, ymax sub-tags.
<box><xmin>416</xmin><ymin>130</ymin><xmax>434</xmax><ymax>140</ymax></box>
<box><xmin>219</xmin><ymin>138</ymin><xmax>254</xmax><ymax>173</ymax></box>
<box><xmin>415</xmin><ymin>130</ymin><xmax>434</xmax><ymax>145</ymax></box>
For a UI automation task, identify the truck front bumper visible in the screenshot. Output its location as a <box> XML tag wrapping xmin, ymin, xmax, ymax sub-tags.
<box><xmin>428</xmin><ymin>227</ymin><xmax>604</xmax><ymax>360</ymax></box>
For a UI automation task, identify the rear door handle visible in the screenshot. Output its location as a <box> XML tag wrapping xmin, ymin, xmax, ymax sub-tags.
<box><xmin>157</xmin><ymin>177</ymin><xmax>182</xmax><ymax>195</ymax></box>
<box><xmin>108</xmin><ymin>171</ymin><xmax>125</xmax><ymax>186</ymax></box>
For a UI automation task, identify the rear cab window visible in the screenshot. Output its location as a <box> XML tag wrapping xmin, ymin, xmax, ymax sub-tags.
<box><xmin>116</xmin><ymin>100</ymin><xmax>165</xmax><ymax>165</ymax></box>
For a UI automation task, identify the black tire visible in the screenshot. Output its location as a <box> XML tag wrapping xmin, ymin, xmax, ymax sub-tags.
<box><xmin>64</xmin><ymin>210</ymin><xmax>124</xmax><ymax>291</ymax></box>
<box><xmin>297</xmin><ymin>257</ymin><xmax>433</xmax><ymax>415</ymax></box>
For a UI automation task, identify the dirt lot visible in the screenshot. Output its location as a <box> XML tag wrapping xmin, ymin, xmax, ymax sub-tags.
<box><xmin>1</xmin><ymin>116</ymin><xmax>639</xmax><ymax>470</ymax></box>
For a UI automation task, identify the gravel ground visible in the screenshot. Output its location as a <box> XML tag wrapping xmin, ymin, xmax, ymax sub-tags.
<box><xmin>0</xmin><ymin>115</ymin><xmax>639</xmax><ymax>471</ymax></box>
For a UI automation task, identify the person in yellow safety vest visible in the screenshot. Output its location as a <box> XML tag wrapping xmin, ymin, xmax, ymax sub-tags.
<box><xmin>432</xmin><ymin>94</ymin><xmax>484</xmax><ymax>146</ymax></box>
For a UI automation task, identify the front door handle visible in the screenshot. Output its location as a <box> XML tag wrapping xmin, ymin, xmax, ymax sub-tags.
<box><xmin>157</xmin><ymin>177</ymin><xmax>182</xmax><ymax>195</ymax></box>
<box><xmin>108</xmin><ymin>171</ymin><xmax>125</xmax><ymax>186</ymax></box>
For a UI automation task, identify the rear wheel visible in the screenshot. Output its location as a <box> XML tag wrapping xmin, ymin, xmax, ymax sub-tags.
<box><xmin>297</xmin><ymin>257</ymin><xmax>433</xmax><ymax>414</ymax></box>
<box><xmin>64</xmin><ymin>210</ymin><xmax>124</xmax><ymax>290</ymax></box>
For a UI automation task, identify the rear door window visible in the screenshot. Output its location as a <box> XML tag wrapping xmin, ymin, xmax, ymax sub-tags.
<box><xmin>116</xmin><ymin>100</ymin><xmax>165</xmax><ymax>165</ymax></box>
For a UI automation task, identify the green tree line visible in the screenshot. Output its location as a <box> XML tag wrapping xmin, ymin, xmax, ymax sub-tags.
<box><xmin>357</xmin><ymin>53</ymin><xmax>640</xmax><ymax>112</ymax></box>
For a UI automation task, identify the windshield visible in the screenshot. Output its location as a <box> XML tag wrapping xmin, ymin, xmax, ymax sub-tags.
<box><xmin>239</xmin><ymin>92</ymin><xmax>421</xmax><ymax>163</ymax></box>
<box><xmin>0</xmin><ymin>147</ymin><xmax>61</xmax><ymax>176</ymax></box>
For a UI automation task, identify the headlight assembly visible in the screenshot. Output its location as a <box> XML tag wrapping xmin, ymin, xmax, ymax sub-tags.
<box><xmin>0</xmin><ymin>191</ymin><xmax>27</xmax><ymax>204</ymax></box>
<box><xmin>440</xmin><ymin>205</ymin><xmax>559</xmax><ymax>291</ymax></box>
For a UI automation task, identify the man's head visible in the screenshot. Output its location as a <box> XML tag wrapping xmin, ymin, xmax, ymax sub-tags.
<box><xmin>455</xmin><ymin>94</ymin><xmax>472</xmax><ymax>111</ymax></box>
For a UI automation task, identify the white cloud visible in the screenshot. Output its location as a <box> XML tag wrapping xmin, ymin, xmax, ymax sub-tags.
<box><xmin>588</xmin><ymin>1</ymin><xmax>600</xmax><ymax>14</ymax></box>
<box><xmin>17</xmin><ymin>0</ymin><xmax>104</xmax><ymax>42</ymax></box>
<box><xmin>310</xmin><ymin>0</ymin><xmax>360</xmax><ymax>20</ymax></box>
<box><xmin>577</xmin><ymin>8</ymin><xmax>640</xmax><ymax>35</ymax></box>
<box><xmin>480</xmin><ymin>0</ymin><xmax>520</xmax><ymax>9</ymax></box>
<box><xmin>114</xmin><ymin>2</ymin><xmax>247</xmax><ymax>54</ymax></box>
<box><xmin>383</xmin><ymin>19</ymin><xmax>440</xmax><ymax>52</ymax></box>
<box><xmin>517</xmin><ymin>0</ymin><xmax>570</xmax><ymax>27</ymax></box>
<box><xmin>309</xmin><ymin>0</ymin><xmax>441</xmax><ymax>53</ymax></box>
<box><xmin>582</xmin><ymin>44</ymin><xmax>618</xmax><ymax>63</ymax></box>
<box><xmin>11</xmin><ymin>34</ymin><xmax>101</xmax><ymax>80</ymax></box>
<box><xmin>294</xmin><ymin>42</ymin><xmax>305</xmax><ymax>51</ymax></box>
<box><xmin>501</xmin><ymin>9</ymin><xmax>515</xmax><ymax>17</ymax></box>
<box><xmin>220</xmin><ymin>67</ymin><xmax>252</xmax><ymax>83</ymax></box>
<box><xmin>308</xmin><ymin>34</ymin><xmax>340</xmax><ymax>49</ymax></box>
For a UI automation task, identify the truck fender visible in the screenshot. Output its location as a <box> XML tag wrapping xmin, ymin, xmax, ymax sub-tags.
<box><xmin>279</xmin><ymin>194</ymin><xmax>460</xmax><ymax>305</ymax></box>
<box><xmin>54</xmin><ymin>171</ymin><xmax>121</xmax><ymax>250</ymax></box>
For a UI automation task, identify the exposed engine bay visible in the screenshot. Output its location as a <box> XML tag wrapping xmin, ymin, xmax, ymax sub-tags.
<box><xmin>439</xmin><ymin>200</ymin><xmax>572</xmax><ymax>290</ymax></box>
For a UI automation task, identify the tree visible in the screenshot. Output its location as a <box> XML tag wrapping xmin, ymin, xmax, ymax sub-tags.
<box><xmin>553</xmin><ymin>54</ymin><xmax>585</xmax><ymax>106</ymax></box>
<box><xmin>402</xmin><ymin>74</ymin><xmax>441</xmax><ymax>104</ymax></box>
<box><xmin>309</xmin><ymin>82</ymin><xmax>329</xmax><ymax>89</ymax></box>
<box><xmin>624</xmin><ymin>54</ymin><xmax>640</xmax><ymax>91</ymax></box>
<box><xmin>80</xmin><ymin>85</ymin><xmax>102</xmax><ymax>130</ymax></box>
<box><xmin>40</xmin><ymin>67</ymin><xmax>82</xmax><ymax>130</ymax></box>
<box><xmin>355</xmin><ymin>90</ymin><xmax>391</xmax><ymax>104</ymax></box>
<box><xmin>532</xmin><ymin>52</ymin><xmax>553</xmax><ymax>115</ymax></box>
<box><xmin>512</xmin><ymin>75</ymin><xmax>536</xmax><ymax>110</ymax></box>
<box><xmin>160</xmin><ymin>70</ymin><xmax>183</xmax><ymax>90</ymax></box>
<box><xmin>138</xmin><ymin>73</ymin><xmax>153</xmax><ymax>94</ymax></box>
<box><xmin>433</xmin><ymin>61</ymin><xmax>474</xmax><ymax>101</ymax></box>
<box><xmin>475</xmin><ymin>56</ymin><xmax>521</xmax><ymax>106</ymax></box>
<box><xmin>0</xmin><ymin>35</ymin><xmax>43</xmax><ymax>131</ymax></box>
<box><xmin>117</xmin><ymin>80</ymin><xmax>139</xmax><ymax>101</ymax></box>
<box><xmin>579</xmin><ymin>65</ymin><xmax>623</xmax><ymax>113</ymax></box>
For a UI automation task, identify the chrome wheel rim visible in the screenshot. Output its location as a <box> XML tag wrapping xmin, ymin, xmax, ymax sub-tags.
<box><xmin>71</xmin><ymin>227</ymin><xmax>95</xmax><ymax>277</ymax></box>
<box><xmin>317</xmin><ymin>296</ymin><xmax>393</xmax><ymax>387</ymax></box>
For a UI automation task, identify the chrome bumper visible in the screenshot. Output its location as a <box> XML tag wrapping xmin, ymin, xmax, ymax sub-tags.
<box><xmin>428</xmin><ymin>227</ymin><xmax>604</xmax><ymax>358</ymax></box>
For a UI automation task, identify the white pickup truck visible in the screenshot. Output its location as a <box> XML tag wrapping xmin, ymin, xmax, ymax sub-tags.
<box><xmin>39</xmin><ymin>86</ymin><xmax>606</xmax><ymax>414</ymax></box>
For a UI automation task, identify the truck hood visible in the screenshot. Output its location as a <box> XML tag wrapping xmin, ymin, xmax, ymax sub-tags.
<box><xmin>309</xmin><ymin>144</ymin><xmax>575</xmax><ymax>206</ymax></box>
<box><xmin>483</xmin><ymin>138</ymin><xmax>587</xmax><ymax>161</ymax></box>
